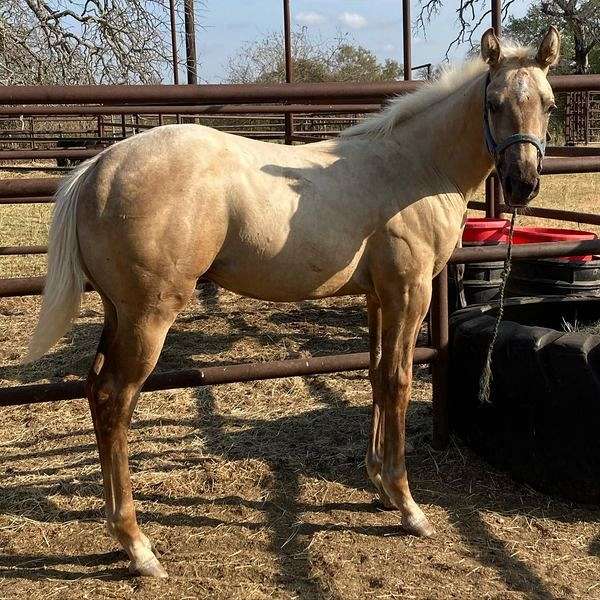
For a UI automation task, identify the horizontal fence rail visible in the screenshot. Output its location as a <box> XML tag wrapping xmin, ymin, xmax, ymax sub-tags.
<box><xmin>0</xmin><ymin>104</ymin><xmax>381</xmax><ymax>116</ymax></box>
<box><xmin>2</xmin><ymin>146</ymin><xmax>600</xmax><ymax>164</ymax></box>
<box><xmin>0</xmin><ymin>75</ymin><xmax>598</xmax><ymax>108</ymax></box>
<box><xmin>0</xmin><ymin>81</ymin><xmax>420</xmax><ymax>105</ymax></box>
<box><xmin>0</xmin><ymin>245</ymin><xmax>46</xmax><ymax>256</ymax></box>
<box><xmin>3</xmin><ymin>156</ymin><xmax>599</xmax><ymax>200</ymax></box>
<box><xmin>0</xmin><ymin>196</ymin><xmax>54</xmax><ymax>205</ymax></box>
<box><xmin>5</xmin><ymin>240</ymin><xmax>600</xmax><ymax>297</ymax></box>
<box><xmin>0</xmin><ymin>347</ymin><xmax>438</xmax><ymax>407</ymax></box>
<box><xmin>468</xmin><ymin>201</ymin><xmax>600</xmax><ymax>226</ymax></box>
<box><xmin>449</xmin><ymin>239</ymin><xmax>600</xmax><ymax>263</ymax></box>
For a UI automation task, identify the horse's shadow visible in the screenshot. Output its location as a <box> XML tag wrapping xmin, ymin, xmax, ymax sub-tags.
<box><xmin>1</xmin><ymin>300</ymin><xmax>596</xmax><ymax>597</ymax></box>
<box><xmin>0</xmin><ymin>295</ymin><xmax>370</xmax><ymax>386</ymax></box>
<box><xmin>0</xmin><ymin>376</ymin><xmax>598</xmax><ymax>598</ymax></box>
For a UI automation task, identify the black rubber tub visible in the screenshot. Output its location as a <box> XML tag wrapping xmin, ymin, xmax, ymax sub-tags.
<box><xmin>449</xmin><ymin>296</ymin><xmax>600</xmax><ymax>503</ymax></box>
<box><xmin>507</xmin><ymin>257</ymin><xmax>600</xmax><ymax>297</ymax></box>
<box><xmin>449</xmin><ymin>260</ymin><xmax>505</xmax><ymax>311</ymax></box>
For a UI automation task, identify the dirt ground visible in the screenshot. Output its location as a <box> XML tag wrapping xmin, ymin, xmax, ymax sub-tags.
<box><xmin>1</xmin><ymin>169</ymin><xmax>600</xmax><ymax>599</ymax></box>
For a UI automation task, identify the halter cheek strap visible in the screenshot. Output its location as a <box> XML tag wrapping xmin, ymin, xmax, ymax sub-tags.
<box><xmin>483</xmin><ymin>73</ymin><xmax>546</xmax><ymax>163</ymax></box>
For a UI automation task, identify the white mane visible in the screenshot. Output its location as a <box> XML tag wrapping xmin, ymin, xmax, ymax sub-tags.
<box><xmin>341</xmin><ymin>46</ymin><xmax>534</xmax><ymax>138</ymax></box>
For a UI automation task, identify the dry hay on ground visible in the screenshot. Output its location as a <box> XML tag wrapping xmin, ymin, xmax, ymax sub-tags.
<box><xmin>0</xmin><ymin>290</ymin><xmax>599</xmax><ymax>599</ymax></box>
<box><xmin>1</xmin><ymin>170</ymin><xmax>600</xmax><ymax>598</ymax></box>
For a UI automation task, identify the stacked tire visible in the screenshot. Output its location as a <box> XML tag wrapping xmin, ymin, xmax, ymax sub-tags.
<box><xmin>449</xmin><ymin>296</ymin><xmax>600</xmax><ymax>504</ymax></box>
<box><xmin>450</xmin><ymin>220</ymin><xmax>600</xmax><ymax>310</ymax></box>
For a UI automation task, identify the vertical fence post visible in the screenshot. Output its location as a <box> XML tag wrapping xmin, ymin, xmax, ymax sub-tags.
<box><xmin>184</xmin><ymin>0</ymin><xmax>197</xmax><ymax>85</ymax></box>
<box><xmin>431</xmin><ymin>266</ymin><xmax>449</xmax><ymax>449</ymax></box>
<box><xmin>403</xmin><ymin>0</ymin><xmax>412</xmax><ymax>81</ymax></box>
<box><xmin>169</xmin><ymin>0</ymin><xmax>180</xmax><ymax>85</ymax></box>
<box><xmin>283</xmin><ymin>0</ymin><xmax>294</xmax><ymax>145</ymax></box>
<box><xmin>486</xmin><ymin>0</ymin><xmax>503</xmax><ymax>217</ymax></box>
<box><xmin>485</xmin><ymin>176</ymin><xmax>496</xmax><ymax>217</ymax></box>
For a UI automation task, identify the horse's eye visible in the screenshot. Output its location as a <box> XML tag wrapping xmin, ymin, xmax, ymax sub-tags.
<box><xmin>547</xmin><ymin>103</ymin><xmax>557</xmax><ymax>114</ymax></box>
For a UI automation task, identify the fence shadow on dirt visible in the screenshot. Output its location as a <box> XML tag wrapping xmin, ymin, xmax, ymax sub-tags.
<box><xmin>1</xmin><ymin>300</ymin><xmax>598</xmax><ymax>596</ymax></box>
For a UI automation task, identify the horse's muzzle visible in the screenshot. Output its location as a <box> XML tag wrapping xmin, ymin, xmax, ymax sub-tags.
<box><xmin>502</xmin><ymin>173</ymin><xmax>540</xmax><ymax>208</ymax></box>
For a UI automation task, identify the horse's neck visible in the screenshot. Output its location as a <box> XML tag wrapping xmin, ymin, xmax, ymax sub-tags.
<box><xmin>391</xmin><ymin>74</ymin><xmax>494</xmax><ymax>201</ymax></box>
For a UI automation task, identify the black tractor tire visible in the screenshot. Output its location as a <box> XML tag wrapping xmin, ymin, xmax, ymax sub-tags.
<box><xmin>449</xmin><ymin>296</ymin><xmax>600</xmax><ymax>504</ymax></box>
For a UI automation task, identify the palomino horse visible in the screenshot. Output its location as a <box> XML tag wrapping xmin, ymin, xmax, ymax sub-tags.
<box><xmin>26</xmin><ymin>28</ymin><xmax>560</xmax><ymax>577</ymax></box>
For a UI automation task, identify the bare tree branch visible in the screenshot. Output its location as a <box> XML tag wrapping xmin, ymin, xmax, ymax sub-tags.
<box><xmin>0</xmin><ymin>0</ymin><xmax>203</xmax><ymax>85</ymax></box>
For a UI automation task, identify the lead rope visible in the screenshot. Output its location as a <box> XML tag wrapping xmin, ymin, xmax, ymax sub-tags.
<box><xmin>478</xmin><ymin>209</ymin><xmax>518</xmax><ymax>404</ymax></box>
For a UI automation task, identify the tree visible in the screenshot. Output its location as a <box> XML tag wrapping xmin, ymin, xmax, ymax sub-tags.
<box><xmin>506</xmin><ymin>3</ymin><xmax>600</xmax><ymax>74</ymax></box>
<box><xmin>417</xmin><ymin>0</ymin><xmax>520</xmax><ymax>55</ymax></box>
<box><xmin>418</xmin><ymin>0</ymin><xmax>599</xmax><ymax>73</ymax></box>
<box><xmin>225</xmin><ymin>27</ymin><xmax>403</xmax><ymax>84</ymax></box>
<box><xmin>0</xmin><ymin>0</ymin><xmax>180</xmax><ymax>85</ymax></box>
<box><xmin>538</xmin><ymin>1</ymin><xmax>600</xmax><ymax>73</ymax></box>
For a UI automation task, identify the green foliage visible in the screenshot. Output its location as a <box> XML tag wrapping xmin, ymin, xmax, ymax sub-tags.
<box><xmin>226</xmin><ymin>27</ymin><xmax>402</xmax><ymax>84</ymax></box>
<box><xmin>505</xmin><ymin>3</ymin><xmax>600</xmax><ymax>74</ymax></box>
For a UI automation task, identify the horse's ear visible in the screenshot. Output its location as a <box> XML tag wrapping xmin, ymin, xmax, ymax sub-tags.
<box><xmin>536</xmin><ymin>26</ymin><xmax>561</xmax><ymax>69</ymax></box>
<box><xmin>481</xmin><ymin>28</ymin><xmax>502</xmax><ymax>68</ymax></box>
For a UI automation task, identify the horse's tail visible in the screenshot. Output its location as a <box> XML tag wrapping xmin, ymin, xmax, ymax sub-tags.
<box><xmin>25</xmin><ymin>157</ymin><xmax>100</xmax><ymax>363</ymax></box>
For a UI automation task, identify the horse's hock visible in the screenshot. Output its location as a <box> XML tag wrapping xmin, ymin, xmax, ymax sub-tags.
<box><xmin>449</xmin><ymin>296</ymin><xmax>600</xmax><ymax>504</ymax></box>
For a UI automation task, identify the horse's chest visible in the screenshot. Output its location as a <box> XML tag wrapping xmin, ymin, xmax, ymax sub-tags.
<box><xmin>431</xmin><ymin>197</ymin><xmax>467</xmax><ymax>275</ymax></box>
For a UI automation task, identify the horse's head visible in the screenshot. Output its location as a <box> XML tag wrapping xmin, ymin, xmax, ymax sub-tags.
<box><xmin>481</xmin><ymin>26</ymin><xmax>560</xmax><ymax>208</ymax></box>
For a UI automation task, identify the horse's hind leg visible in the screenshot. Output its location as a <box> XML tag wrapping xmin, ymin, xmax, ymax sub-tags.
<box><xmin>365</xmin><ymin>295</ymin><xmax>393</xmax><ymax>508</ymax></box>
<box><xmin>86</xmin><ymin>290</ymin><xmax>192</xmax><ymax>578</ymax></box>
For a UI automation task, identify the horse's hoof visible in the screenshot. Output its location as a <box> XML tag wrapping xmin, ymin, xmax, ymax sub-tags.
<box><xmin>402</xmin><ymin>514</ymin><xmax>435</xmax><ymax>538</ymax></box>
<box><xmin>129</xmin><ymin>556</ymin><xmax>169</xmax><ymax>578</ymax></box>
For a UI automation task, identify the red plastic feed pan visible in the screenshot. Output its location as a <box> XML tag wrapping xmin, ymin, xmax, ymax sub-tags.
<box><xmin>513</xmin><ymin>227</ymin><xmax>598</xmax><ymax>262</ymax></box>
<box><xmin>463</xmin><ymin>218</ymin><xmax>510</xmax><ymax>244</ymax></box>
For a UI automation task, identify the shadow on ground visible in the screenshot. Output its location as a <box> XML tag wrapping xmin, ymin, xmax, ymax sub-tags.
<box><xmin>1</xmin><ymin>298</ymin><xmax>596</xmax><ymax>598</ymax></box>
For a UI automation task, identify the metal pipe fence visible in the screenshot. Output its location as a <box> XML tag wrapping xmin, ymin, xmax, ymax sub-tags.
<box><xmin>2</xmin><ymin>68</ymin><xmax>600</xmax><ymax>450</ymax></box>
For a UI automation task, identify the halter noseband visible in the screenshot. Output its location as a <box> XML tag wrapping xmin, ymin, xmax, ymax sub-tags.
<box><xmin>483</xmin><ymin>73</ymin><xmax>546</xmax><ymax>167</ymax></box>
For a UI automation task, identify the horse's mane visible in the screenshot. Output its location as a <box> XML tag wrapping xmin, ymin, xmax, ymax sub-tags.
<box><xmin>341</xmin><ymin>45</ymin><xmax>534</xmax><ymax>139</ymax></box>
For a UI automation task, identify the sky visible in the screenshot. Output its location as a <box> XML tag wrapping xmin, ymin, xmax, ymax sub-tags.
<box><xmin>191</xmin><ymin>0</ymin><xmax>531</xmax><ymax>83</ymax></box>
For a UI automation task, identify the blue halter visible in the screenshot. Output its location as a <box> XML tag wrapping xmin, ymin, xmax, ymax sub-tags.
<box><xmin>483</xmin><ymin>73</ymin><xmax>546</xmax><ymax>164</ymax></box>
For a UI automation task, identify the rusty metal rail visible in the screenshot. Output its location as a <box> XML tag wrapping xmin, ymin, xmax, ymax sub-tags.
<box><xmin>0</xmin><ymin>75</ymin><xmax>598</xmax><ymax>106</ymax></box>
<box><xmin>2</xmin><ymin>155</ymin><xmax>598</xmax><ymax>201</ymax></box>
<box><xmin>4</xmin><ymin>240</ymin><xmax>600</xmax><ymax>298</ymax></box>
<box><xmin>0</xmin><ymin>81</ymin><xmax>418</xmax><ymax>105</ymax></box>
<box><xmin>0</xmin><ymin>103</ymin><xmax>381</xmax><ymax>116</ymax></box>
<box><xmin>0</xmin><ymin>196</ymin><xmax>54</xmax><ymax>205</ymax></box>
<box><xmin>468</xmin><ymin>201</ymin><xmax>600</xmax><ymax>227</ymax></box>
<box><xmin>0</xmin><ymin>245</ymin><xmax>46</xmax><ymax>256</ymax></box>
<box><xmin>449</xmin><ymin>239</ymin><xmax>600</xmax><ymax>263</ymax></box>
<box><xmin>0</xmin><ymin>347</ymin><xmax>437</xmax><ymax>408</ymax></box>
<box><xmin>0</xmin><ymin>145</ymin><xmax>598</xmax><ymax>164</ymax></box>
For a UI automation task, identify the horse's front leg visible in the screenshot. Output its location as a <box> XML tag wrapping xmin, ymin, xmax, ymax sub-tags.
<box><xmin>378</xmin><ymin>280</ymin><xmax>435</xmax><ymax>537</ymax></box>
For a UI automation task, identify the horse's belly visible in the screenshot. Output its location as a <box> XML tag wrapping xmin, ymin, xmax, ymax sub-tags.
<box><xmin>206</xmin><ymin>247</ymin><xmax>368</xmax><ymax>301</ymax></box>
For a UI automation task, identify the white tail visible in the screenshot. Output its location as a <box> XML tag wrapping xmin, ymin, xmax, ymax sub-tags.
<box><xmin>25</xmin><ymin>157</ymin><xmax>100</xmax><ymax>362</ymax></box>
